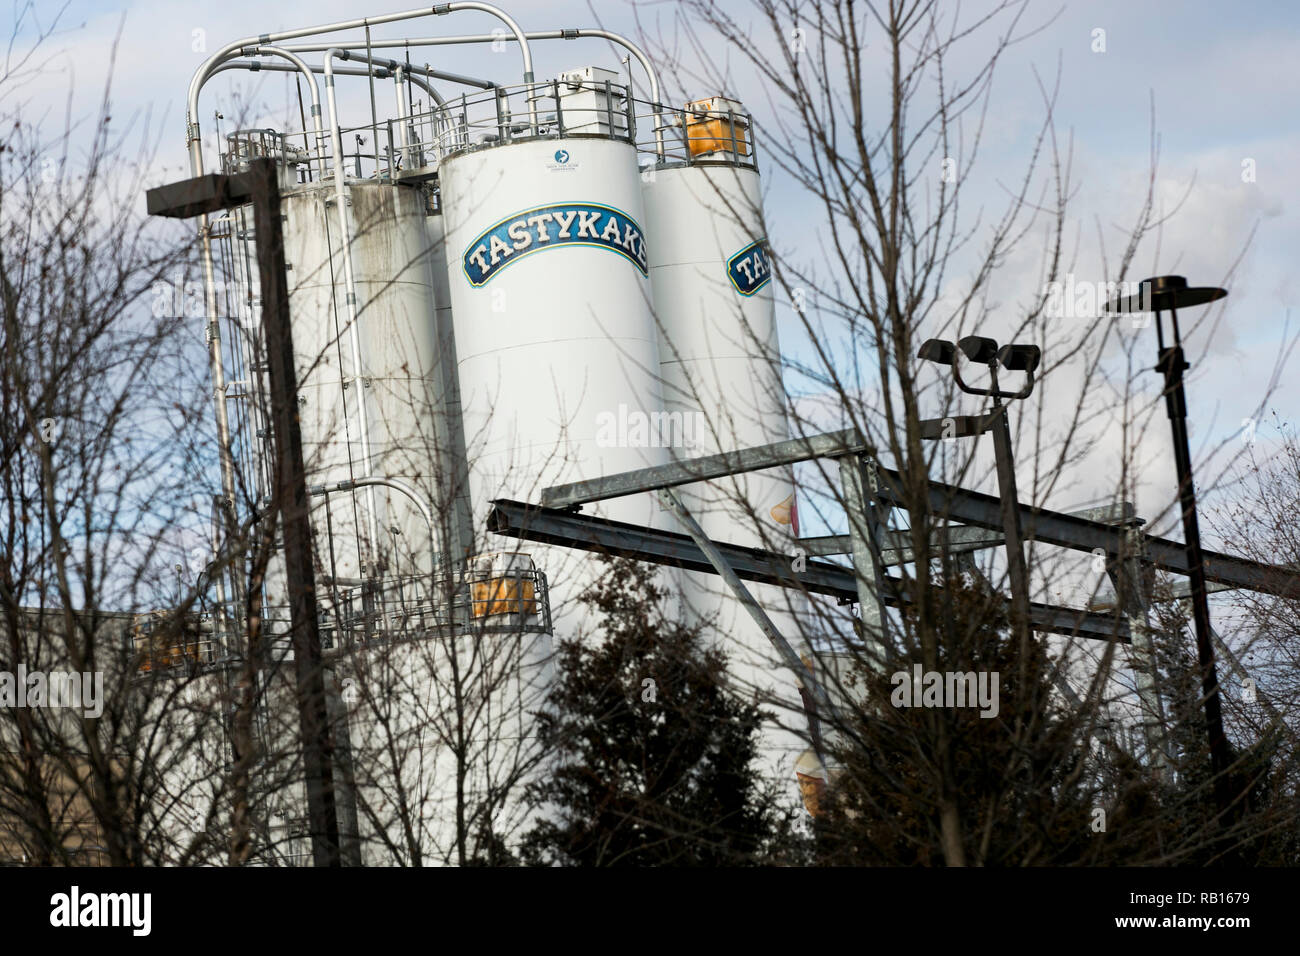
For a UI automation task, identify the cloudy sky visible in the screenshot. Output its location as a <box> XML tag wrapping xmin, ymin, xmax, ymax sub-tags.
<box><xmin>12</xmin><ymin>0</ymin><xmax>1299</xmax><ymax>565</ymax></box>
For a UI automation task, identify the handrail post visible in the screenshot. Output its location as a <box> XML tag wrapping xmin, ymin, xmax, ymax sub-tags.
<box><xmin>604</xmin><ymin>79</ymin><xmax>615</xmax><ymax>138</ymax></box>
<box><xmin>624</xmin><ymin>82</ymin><xmax>635</xmax><ymax>142</ymax></box>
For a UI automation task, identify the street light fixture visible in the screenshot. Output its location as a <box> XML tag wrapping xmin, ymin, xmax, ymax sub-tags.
<box><xmin>918</xmin><ymin>338</ymin><xmax>957</xmax><ymax>366</ymax></box>
<box><xmin>919</xmin><ymin>333</ymin><xmax>1040</xmax><ymax>652</ymax></box>
<box><xmin>997</xmin><ymin>343</ymin><xmax>1041</xmax><ymax>373</ymax></box>
<box><xmin>1106</xmin><ymin>274</ymin><xmax>1233</xmax><ymax>820</ymax></box>
<box><xmin>957</xmin><ymin>334</ymin><xmax>999</xmax><ymax>364</ymax></box>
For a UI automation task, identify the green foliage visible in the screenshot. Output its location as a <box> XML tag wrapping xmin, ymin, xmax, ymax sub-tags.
<box><xmin>814</xmin><ymin>572</ymin><xmax>1300</xmax><ymax>865</ymax></box>
<box><xmin>521</xmin><ymin>559</ymin><xmax>798</xmax><ymax>866</ymax></box>
<box><xmin>814</xmin><ymin>571</ymin><xmax>1103</xmax><ymax>864</ymax></box>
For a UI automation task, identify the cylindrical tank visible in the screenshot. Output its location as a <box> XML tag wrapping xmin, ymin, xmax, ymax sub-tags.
<box><xmin>641</xmin><ymin>148</ymin><xmax>812</xmax><ymax>788</ymax></box>
<box><xmin>278</xmin><ymin>178</ymin><xmax>447</xmax><ymax>601</ymax></box>
<box><xmin>276</xmin><ymin>175</ymin><xmax>557</xmax><ymax>860</ymax></box>
<box><xmin>440</xmin><ymin>135</ymin><xmax>678</xmax><ymax>637</ymax></box>
<box><xmin>642</xmin><ymin>162</ymin><xmax>794</xmax><ymax>534</ymax></box>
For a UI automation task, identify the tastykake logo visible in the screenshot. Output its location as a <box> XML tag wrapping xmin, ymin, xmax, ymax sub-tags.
<box><xmin>463</xmin><ymin>202</ymin><xmax>648</xmax><ymax>286</ymax></box>
<box><xmin>727</xmin><ymin>238</ymin><xmax>772</xmax><ymax>295</ymax></box>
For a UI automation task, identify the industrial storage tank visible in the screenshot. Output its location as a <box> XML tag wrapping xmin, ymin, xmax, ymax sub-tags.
<box><xmin>214</xmin><ymin>109</ymin><xmax>566</xmax><ymax>862</ymax></box>
<box><xmin>180</xmin><ymin>30</ymin><xmax>821</xmax><ymax>856</ymax></box>
<box><xmin>271</xmin><ymin>151</ymin><xmax>555</xmax><ymax>863</ymax></box>
<box><xmin>277</xmin><ymin>175</ymin><xmax>449</xmax><ymax>606</ymax></box>
<box><xmin>641</xmin><ymin>97</ymin><xmax>812</xmax><ymax>784</ymax></box>
<box><xmin>438</xmin><ymin>71</ymin><xmax>679</xmax><ymax>637</ymax></box>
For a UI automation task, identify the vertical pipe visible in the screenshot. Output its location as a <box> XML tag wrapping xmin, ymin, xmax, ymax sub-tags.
<box><xmin>186</xmin><ymin>159</ymin><xmax>242</xmax><ymax>640</ymax></box>
<box><xmin>393</xmin><ymin>68</ymin><xmax>410</xmax><ymax>156</ymax></box>
<box><xmin>624</xmin><ymin>81</ymin><xmax>635</xmax><ymax>143</ymax></box>
<box><xmin>434</xmin><ymin>2</ymin><xmax>537</xmax><ymax>128</ymax></box>
<box><xmin>364</xmin><ymin>24</ymin><xmax>383</xmax><ymax>181</ymax></box>
<box><xmin>210</xmin><ymin>494</ymin><xmax>232</xmax><ymax>660</ymax></box>
<box><xmin>323</xmin><ymin>49</ymin><xmax>383</xmax><ymax>573</ymax></box>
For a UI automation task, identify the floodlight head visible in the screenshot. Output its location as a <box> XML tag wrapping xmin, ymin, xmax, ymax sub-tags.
<box><xmin>997</xmin><ymin>343</ymin><xmax>1041</xmax><ymax>373</ymax></box>
<box><xmin>918</xmin><ymin>338</ymin><xmax>956</xmax><ymax>366</ymax></box>
<box><xmin>958</xmin><ymin>335</ymin><xmax>999</xmax><ymax>364</ymax></box>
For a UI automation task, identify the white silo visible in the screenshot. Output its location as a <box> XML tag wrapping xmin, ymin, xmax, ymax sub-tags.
<box><xmin>277</xmin><ymin>176</ymin><xmax>448</xmax><ymax>603</ymax></box>
<box><xmin>271</xmin><ymin>165</ymin><xmax>556</xmax><ymax>862</ymax></box>
<box><xmin>641</xmin><ymin>98</ymin><xmax>812</xmax><ymax>789</ymax></box>
<box><xmin>439</xmin><ymin>76</ymin><xmax>678</xmax><ymax>639</ymax></box>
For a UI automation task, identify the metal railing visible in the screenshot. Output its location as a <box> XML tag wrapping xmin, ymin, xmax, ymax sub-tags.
<box><xmin>222</xmin><ymin>128</ymin><xmax>309</xmax><ymax>174</ymax></box>
<box><xmin>253</xmin><ymin>566</ymin><xmax>554</xmax><ymax>652</ymax></box>
<box><xmin>400</xmin><ymin>80</ymin><xmax>757</xmax><ymax>171</ymax></box>
<box><xmin>131</xmin><ymin>564</ymin><xmax>551</xmax><ymax>678</ymax></box>
<box><xmin>317</xmin><ymin>80</ymin><xmax>758</xmax><ymax>181</ymax></box>
<box><xmin>130</xmin><ymin>611</ymin><xmax>219</xmax><ymax>673</ymax></box>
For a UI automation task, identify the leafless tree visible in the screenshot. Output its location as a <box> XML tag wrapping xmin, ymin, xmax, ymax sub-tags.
<box><xmin>629</xmin><ymin>0</ymin><xmax>1299</xmax><ymax>864</ymax></box>
<box><xmin>0</xmin><ymin>8</ymin><xmax>247</xmax><ymax>864</ymax></box>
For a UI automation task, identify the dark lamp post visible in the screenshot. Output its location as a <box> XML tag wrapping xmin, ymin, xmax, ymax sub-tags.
<box><xmin>1107</xmin><ymin>274</ymin><xmax>1233</xmax><ymax>821</ymax></box>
